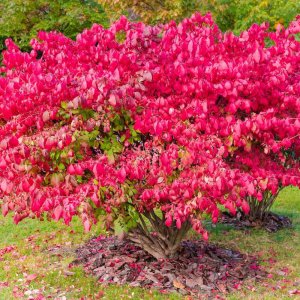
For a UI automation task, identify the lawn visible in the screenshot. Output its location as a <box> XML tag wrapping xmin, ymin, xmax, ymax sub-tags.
<box><xmin>0</xmin><ymin>187</ymin><xmax>299</xmax><ymax>299</ymax></box>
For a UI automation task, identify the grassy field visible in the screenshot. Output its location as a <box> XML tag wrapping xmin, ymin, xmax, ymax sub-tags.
<box><xmin>0</xmin><ymin>187</ymin><xmax>299</xmax><ymax>299</ymax></box>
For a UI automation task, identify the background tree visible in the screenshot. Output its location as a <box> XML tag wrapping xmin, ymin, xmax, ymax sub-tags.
<box><xmin>0</xmin><ymin>0</ymin><xmax>108</xmax><ymax>53</ymax></box>
<box><xmin>99</xmin><ymin>0</ymin><xmax>203</xmax><ymax>24</ymax></box>
<box><xmin>230</xmin><ymin>0</ymin><xmax>300</xmax><ymax>33</ymax></box>
<box><xmin>99</xmin><ymin>0</ymin><xmax>299</xmax><ymax>34</ymax></box>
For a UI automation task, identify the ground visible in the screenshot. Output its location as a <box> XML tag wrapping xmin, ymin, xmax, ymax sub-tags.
<box><xmin>0</xmin><ymin>187</ymin><xmax>299</xmax><ymax>299</ymax></box>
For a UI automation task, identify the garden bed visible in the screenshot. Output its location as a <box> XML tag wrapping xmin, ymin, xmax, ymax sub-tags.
<box><xmin>221</xmin><ymin>212</ymin><xmax>292</xmax><ymax>232</ymax></box>
<box><xmin>72</xmin><ymin>235</ymin><xmax>266</xmax><ymax>298</ymax></box>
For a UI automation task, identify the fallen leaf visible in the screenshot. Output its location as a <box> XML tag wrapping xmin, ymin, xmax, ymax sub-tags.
<box><xmin>173</xmin><ymin>280</ymin><xmax>185</xmax><ymax>289</ymax></box>
<box><xmin>0</xmin><ymin>281</ymin><xmax>8</xmax><ymax>288</ymax></box>
<box><xmin>26</xmin><ymin>274</ymin><xmax>38</xmax><ymax>282</ymax></box>
<box><xmin>95</xmin><ymin>290</ymin><xmax>105</xmax><ymax>299</ymax></box>
<box><xmin>289</xmin><ymin>289</ymin><xmax>300</xmax><ymax>295</ymax></box>
<box><xmin>64</xmin><ymin>270</ymin><xmax>75</xmax><ymax>276</ymax></box>
<box><xmin>277</xmin><ymin>270</ymin><xmax>286</xmax><ymax>276</ymax></box>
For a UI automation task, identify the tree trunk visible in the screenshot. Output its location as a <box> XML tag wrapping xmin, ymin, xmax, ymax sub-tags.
<box><xmin>126</xmin><ymin>210</ymin><xmax>191</xmax><ymax>260</ymax></box>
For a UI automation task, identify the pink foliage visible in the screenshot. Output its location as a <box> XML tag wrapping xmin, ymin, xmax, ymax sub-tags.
<box><xmin>0</xmin><ymin>13</ymin><xmax>299</xmax><ymax>238</ymax></box>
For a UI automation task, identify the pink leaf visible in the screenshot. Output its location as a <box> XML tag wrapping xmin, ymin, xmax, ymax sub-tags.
<box><xmin>84</xmin><ymin>219</ymin><xmax>91</xmax><ymax>232</ymax></box>
<box><xmin>253</xmin><ymin>49</ymin><xmax>261</xmax><ymax>63</ymax></box>
<box><xmin>26</xmin><ymin>274</ymin><xmax>37</xmax><ymax>282</ymax></box>
<box><xmin>53</xmin><ymin>206</ymin><xmax>63</xmax><ymax>221</ymax></box>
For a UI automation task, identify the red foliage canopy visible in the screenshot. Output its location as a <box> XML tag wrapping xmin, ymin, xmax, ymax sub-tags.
<box><xmin>0</xmin><ymin>14</ymin><xmax>299</xmax><ymax>238</ymax></box>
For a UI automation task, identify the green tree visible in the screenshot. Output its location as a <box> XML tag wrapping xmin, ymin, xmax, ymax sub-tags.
<box><xmin>0</xmin><ymin>0</ymin><xmax>108</xmax><ymax>53</ymax></box>
<box><xmin>229</xmin><ymin>0</ymin><xmax>300</xmax><ymax>33</ymax></box>
<box><xmin>99</xmin><ymin>0</ymin><xmax>299</xmax><ymax>33</ymax></box>
<box><xmin>201</xmin><ymin>0</ymin><xmax>300</xmax><ymax>33</ymax></box>
<box><xmin>99</xmin><ymin>0</ymin><xmax>203</xmax><ymax>24</ymax></box>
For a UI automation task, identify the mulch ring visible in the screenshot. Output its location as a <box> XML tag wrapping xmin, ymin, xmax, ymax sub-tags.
<box><xmin>221</xmin><ymin>211</ymin><xmax>292</xmax><ymax>233</ymax></box>
<box><xmin>71</xmin><ymin>235</ymin><xmax>266</xmax><ymax>299</ymax></box>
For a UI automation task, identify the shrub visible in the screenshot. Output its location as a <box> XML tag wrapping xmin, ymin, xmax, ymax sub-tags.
<box><xmin>0</xmin><ymin>14</ymin><xmax>299</xmax><ymax>259</ymax></box>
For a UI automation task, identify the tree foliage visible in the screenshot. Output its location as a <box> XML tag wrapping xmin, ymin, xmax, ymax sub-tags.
<box><xmin>99</xmin><ymin>0</ymin><xmax>203</xmax><ymax>24</ymax></box>
<box><xmin>0</xmin><ymin>0</ymin><xmax>108</xmax><ymax>53</ymax></box>
<box><xmin>0</xmin><ymin>14</ymin><xmax>300</xmax><ymax>259</ymax></box>
<box><xmin>99</xmin><ymin>0</ymin><xmax>299</xmax><ymax>34</ymax></box>
<box><xmin>215</xmin><ymin>0</ymin><xmax>300</xmax><ymax>33</ymax></box>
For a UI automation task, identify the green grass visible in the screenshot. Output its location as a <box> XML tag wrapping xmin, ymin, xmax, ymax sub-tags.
<box><xmin>209</xmin><ymin>187</ymin><xmax>300</xmax><ymax>300</ymax></box>
<box><xmin>0</xmin><ymin>187</ymin><xmax>299</xmax><ymax>299</ymax></box>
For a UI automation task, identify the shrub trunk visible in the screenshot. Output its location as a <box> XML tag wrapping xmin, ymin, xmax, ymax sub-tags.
<box><xmin>127</xmin><ymin>210</ymin><xmax>191</xmax><ymax>260</ymax></box>
<box><xmin>248</xmin><ymin>189</ymin><xmax>282</xmax><ymax>221</ymax></box>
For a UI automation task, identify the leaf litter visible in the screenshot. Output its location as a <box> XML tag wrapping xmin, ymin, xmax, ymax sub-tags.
<box><xmin>72</xmin><ymin>236</ymin><xmax>266</xmax><ymax>298</ymax></box>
